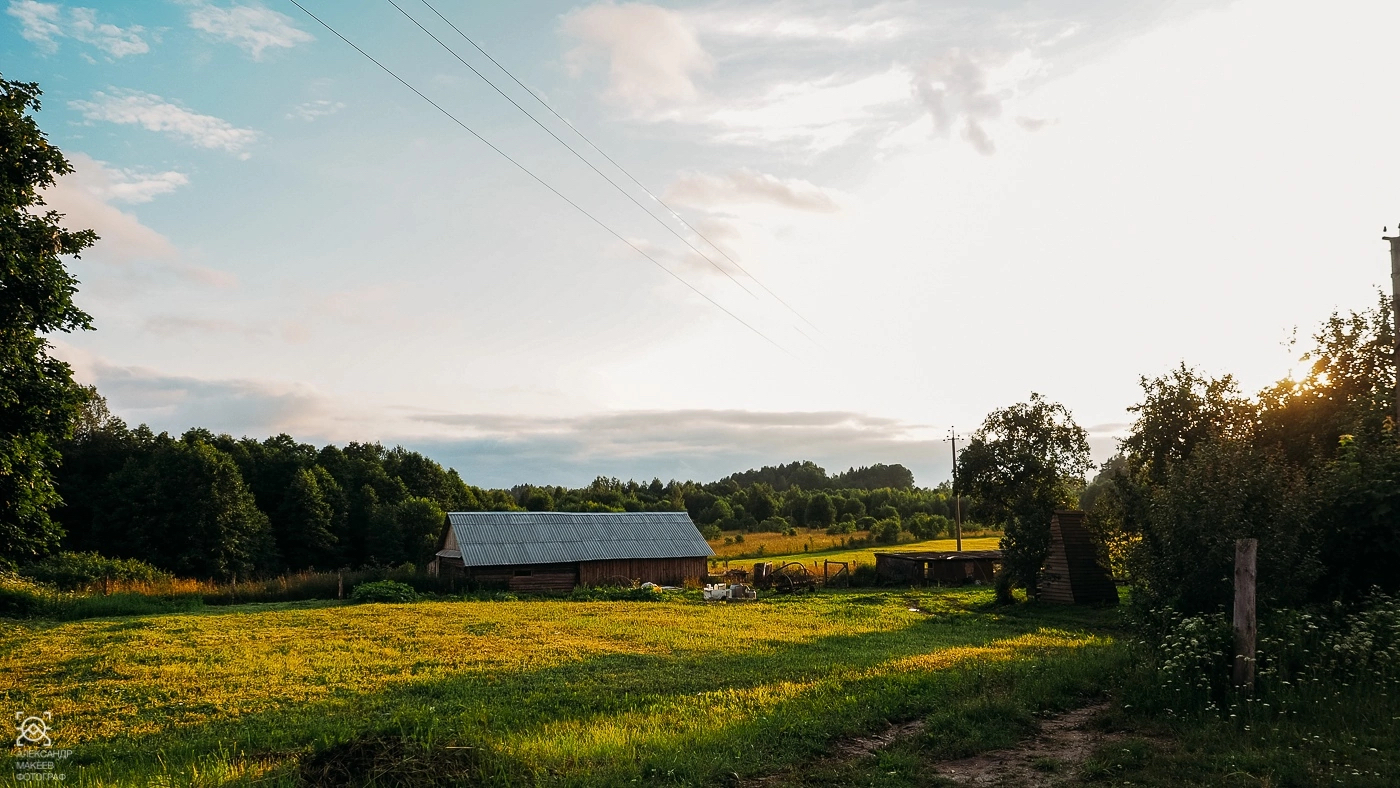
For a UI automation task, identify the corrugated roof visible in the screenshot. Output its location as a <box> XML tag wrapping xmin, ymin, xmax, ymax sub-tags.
<box><xmin>439</xmin><ymin>511</ymin><xmax>715</xmax><ymax>567</ymax></box>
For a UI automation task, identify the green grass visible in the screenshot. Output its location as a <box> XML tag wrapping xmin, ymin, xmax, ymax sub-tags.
<box><xmin>0</xmin><ymin>588</ymin><xmax>1122</xmax><ymax>787</ymax></box>
<box><xmin>710</xmin><ymin>536</ymin><xmax>1003</xmax><ymax>574</ymax></box>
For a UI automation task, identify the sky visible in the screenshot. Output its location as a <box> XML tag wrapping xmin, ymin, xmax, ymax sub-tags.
<box><xmin>6</xmin><ymin>0</ymin><xmax>1400</xmax><ymax>488</ymax></box>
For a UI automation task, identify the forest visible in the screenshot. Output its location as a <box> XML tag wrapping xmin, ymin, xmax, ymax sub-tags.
<box><xmin>36</xmin><ymin>395</ymin><xmax>962</xmax><ymax>581</ymax></box>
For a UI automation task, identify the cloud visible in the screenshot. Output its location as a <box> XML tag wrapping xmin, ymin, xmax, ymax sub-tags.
<box><xmin>41</xmin><ymin>153</ymin><xmax>181</xmax><ymax>263</ymax></box>
<box><xmin>666</xmin><ymin>169</ymin><xmax>839</xmax><ymax>212</ymax></box>
<box><xmin>142</xmin><ymin>315</ymin><xmax>308</xmax><ymax>342</ymax></box>
<box><xmin>562</xmin><ymin>2</ymin><xmax>713</xmax><ymax>108</ymax></box>
<box><xmin>690</xmin><ymin>4</ymin><xmax>910</xmax><ymax>43</ymax></box>
<box><xmin>405</xmin><ymin>408</ymin><xmax>947</xmax><ymax>487</ymax></box>
<box><xmin>69</xmin><ymin>90</ymin><xmax>259</xmax><ymax>155</ymax></box>
<box><xmin>7</xmin><ymin>1</ymin><xmax>149</xmax><ymax>57</ymax></box>
<box><xmin>912</xmin><ymin>48</ymin><xmax>1045</xmax><ymax>155</ymax></box>
<box><xmin>287</xmin><ymin>99</ymin><xmax>345</xmax><ymax>122</ymax></box>
<box><xmin>77</xmin><ymin>359</ymin><xmax>332</xmax><ymax>437</ymax></box>
<box><xmin>684</xmin><ymin>67</ymin><xmax>913</xmax><ymax>152</ymax></box>
<box><xmin>41</xmin><ymin>153</ymin><xmax>235</xmax><ymax>288</ymax></box>
<box><xmin>186</xmin><ymin>1</ymin><xmax>312</xmax><ymax>60</ymax></box>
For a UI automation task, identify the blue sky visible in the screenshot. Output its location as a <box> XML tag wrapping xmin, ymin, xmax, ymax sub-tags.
<box><xmin>8</xmin><ymin>0</ymin><xmax>1400</xmax><ymax>487</ymax></box>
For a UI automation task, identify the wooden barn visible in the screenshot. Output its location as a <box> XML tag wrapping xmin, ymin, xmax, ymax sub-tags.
<box><xmin>1037</xmin><ymin>510</ymin><xmax>1118</xmax><ymax>605</ymax></box>
<box><xmin>429</xmin><ymin>511</ymin><xmax>714</xmax><ymax>592</ymax></box>
<box><xmin>874</xmin><ymin>550</ymin><xmax>1002</xmax><ymax>586</ymax></box>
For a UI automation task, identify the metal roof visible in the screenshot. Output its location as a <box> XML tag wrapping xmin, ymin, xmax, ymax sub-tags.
<box><xmin>439</xmin><ymin>511</ymin><xmax>715</xmax><ymax>568</ymax></box>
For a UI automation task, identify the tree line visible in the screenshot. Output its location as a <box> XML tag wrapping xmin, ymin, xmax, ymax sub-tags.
<box><xmin>44</xmin><ymin>396</ymin><xmax>957</xmax><ymax>580</ymax></box>
<box><xmin>956</xmin><ymin>293</ymin><xmax>1400</xmax><ymax>611</ymax></box>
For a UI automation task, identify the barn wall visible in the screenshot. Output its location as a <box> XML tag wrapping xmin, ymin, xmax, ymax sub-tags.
<box><xmin>579</xmin><ymin>557</ymin><xmax>708</xmax><ymax>586</ymax></box>
<box><xmin>464</xmin><ymin>562</ymin><xmax>579</xmax><ymax>592</ymax></box>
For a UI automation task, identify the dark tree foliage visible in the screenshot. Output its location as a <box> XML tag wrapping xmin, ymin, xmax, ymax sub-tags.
<box><xmin>956</xmin><ymin>393</ymin><xmax>1091</xmax><ymax>601</ymax></box>
<box><xmin>51</xmin><ymin>414</ymin><xmax>965</xmax><ymax>578</ymax></box>
<box><xmin>1104</xmin><ymin>294</ymin><xmax>1400</xmax><ymax>616</ymax></box>
<box><xmin>0</xmin><ymin>77</ymin><xmax>96</xmax><ymax>564</ymax></box>
<box><xmin>831</xmin><ymin>464</ymin><xmax>916</xmax><ymax>490</ymax></box>
<box><xmin>93</xmin><ymin>436</ymin><xmax>273</xmax><ymax>580</ymax></box>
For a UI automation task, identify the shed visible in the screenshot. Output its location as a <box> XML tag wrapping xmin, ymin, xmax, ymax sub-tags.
<box><xmin>430</xmin><ymin>511</ymin><xmax>714</xmax><ymax>592</ymax></box>
<box><xmin>874</xmin><ymin>550</ymin><xmax>1002</xmax><ymax>586</ymax></box>
<box><xmin>1037</xmin><ymin>510</ymin><xmax>1118</xmax><ymax>605</ymax></box>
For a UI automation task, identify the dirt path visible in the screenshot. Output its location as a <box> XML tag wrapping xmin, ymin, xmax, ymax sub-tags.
<box><xmin>933</xmin><ymin>702</ymin><xmax>1119</xmax><ymax>786</ymax></box>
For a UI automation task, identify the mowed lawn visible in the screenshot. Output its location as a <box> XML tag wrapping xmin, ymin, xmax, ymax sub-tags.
<box><xmin>0</xmin><ymin>589</ymin><xmax>1124</xmax><ymax>787</ymax></box>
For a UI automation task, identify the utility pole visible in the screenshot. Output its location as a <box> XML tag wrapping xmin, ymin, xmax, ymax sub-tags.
<box><xmin>943</xmin><ymin>428</ymin><xmax>963</xmax><ymax>551</ymax></box>
<box><xmin>1386</xmin><ymin>225</ymin><xmax>1400</xmax><ymax>427</ymax></box>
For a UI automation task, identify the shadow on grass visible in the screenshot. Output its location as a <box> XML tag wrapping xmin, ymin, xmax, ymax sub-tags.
<box><xmin>51</xmin><ymin>596</ymin><xmax>1125</xmax><ymax>787</ymax></box>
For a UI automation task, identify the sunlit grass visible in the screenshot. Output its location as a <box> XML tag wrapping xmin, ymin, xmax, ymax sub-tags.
<box><xmin>0</xmin><ymin>588</ymin><xmax>1119</xmax><ymax>786</ymax></box>
<box><xmin>706</xmin><ymin>529</ymin><xmax>1000</xmax><ymax>561</ymax></box>
<box><xmin>709</xmin><ymin>535</ymin><xmax>1003</xmax><ymax>573</ymax></box>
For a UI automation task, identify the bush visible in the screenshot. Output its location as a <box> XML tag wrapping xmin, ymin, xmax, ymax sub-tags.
<box><xmin>906</xmin><ymin>513</ymin><xmax>951</xmax><ymax>540</ymax></box>
<box><xmin>757</xmin><ymin>516</ymin><xmax>789</xmax><ymax>533</ymax></box>
<box><xmin>350</xmin><ymin>580</ymin><xmax>417</xmax><ymax>604</ymax></box>
<box><xmin>20</xmin><ymin>552</ymin><xmax>171</xmax><ymax>590</ymax></box>
<box><xmin>871</xmin><ymin>518</ymin><xmax>903</xmax><ymax>544</ymax></box>
<box><xmin>855</xmin><ymin>516</ymin><xmax>876</xmax><ymax>531</ymax></box>
<box><xmin>699</xmin><ymin>524</ymin><xmax>722</xmax><ymax>541</ymax></box>
<box><xmin>826</xmin><ymin>521</ymin><xmax>856</xmax><ymax>535</ymax></box>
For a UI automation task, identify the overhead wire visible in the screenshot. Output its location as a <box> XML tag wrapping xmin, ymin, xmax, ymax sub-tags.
<box><xmin>414</xmin><ymin>0</ymin><xmax>823</xmax><ymax>336</ymax></box>
<box><xmin>283</xmin><ymin>0</ymin><xmax>796</xmax><ymax>358</ymax></box>
<box><xmin>381</xmin><ymin>0</ymin><xmax>759</xmax><ymax>301</ymax></box>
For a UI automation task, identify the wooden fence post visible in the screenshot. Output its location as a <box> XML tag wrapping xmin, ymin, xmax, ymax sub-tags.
<box><xmin>337</xmin><ymin>570</ymin><xmax>344</xmax><ymax>600</ymax></box>
<box><xmin>1232</xmin><ymin>538</ymin><xmax>1258</xmax><ymax>691</ymax></box>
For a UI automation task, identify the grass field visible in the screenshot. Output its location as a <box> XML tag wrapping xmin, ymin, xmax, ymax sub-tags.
<box><xmin>706</xmin><ymin>529</ymin><xmax>1001</xmax><ymax>561</ymax></box>
<box><xmin>0</xmin><ymin>588</ymin><xmax>1123</xmax><ymax>787</ymax></box>
<box><xmin>708</xmin><ymin>536</ymin><xmax>1003</xmax><ymax>573</ymax></box>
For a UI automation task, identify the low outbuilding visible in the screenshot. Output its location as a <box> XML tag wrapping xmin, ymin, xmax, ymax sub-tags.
<box><xmin>874</xmin><ymin>550</ymin><xmax>1002</xmax><ymax>586</ymax></box>
<box><xmin>429</xmin><ymin>511</ymin><xmax>714</xmax><ymax>592</ymax></box>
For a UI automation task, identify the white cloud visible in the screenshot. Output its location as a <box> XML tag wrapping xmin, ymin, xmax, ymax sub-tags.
<box><xmin>666</xmin><ymin>169</ymin><xmax>839</xmax><ymax>212</ymax></box>
<box><xmin>40</xmin><ymin>154</ymin><xmax>235</xmax><ymax>288</ymax></box>
<box><xmin>562</xmin><ymin>2</ymin><xmax>713</xmax><ymax>108</ymax></box>
<box><xmin>69</xmin><ymin>90</ymin><xmax>259</xmax><ymax>155</ymax></box>
<box><xmin>186</xmin><ymin>1</ymin><xmax>312</xmax><ymax>60</ymax></box>
<box><xmin>6</xmin><ymin>1</ymin><xmax>149</xmax><ymax>57</ymax></box>
<box><xmin>41</xmin><ymin>153</ymin><xmax>180</xmax><ymax>263</ymax></box>
<box><xmin>689</xmin><ymin>3</ymin><xmax>911</xmax><ymax>43</ymax></box>
<box><xmin>912</xmin><ymin>48</ymin><xmax>1044</xmax><ymax>155</ymax></box>
<box><xmin>287</xmin><ymin>99</ymin><xmax>345</xmax><ymax>122</ymax></box>
<box><xmin>691</xmin><ymin>66</ymin><xmax>912</xmax><ymax>152</ymax></box>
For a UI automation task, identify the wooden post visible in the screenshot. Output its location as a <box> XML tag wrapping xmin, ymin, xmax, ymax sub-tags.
<box><xmin>1384</xmin><ymin>230</ymin><xmax>1400</xmax><ymax>426</ymax></box>
<box><xmin>337</xmin><ymin>570</ymin><xmax>344</xmax><ymax>600</ymax></box>
<box><xmin>1232</xmin><ymin>538</ymin><xmax>1258</xmax><ymax>691</ymax></box>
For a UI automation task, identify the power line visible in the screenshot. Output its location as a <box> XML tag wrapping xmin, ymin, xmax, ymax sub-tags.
<box><xmin>282</xmin><ymin>0</ymin><xmax>795</xmax><ymax>358</ymax></box>
<box><xmin>380</xmin><ymin>0</ymin><xmax>764</xmax><ymax>302</ymax></box>
<box><xmin>414</xmin><ymin>0</ymin><xmax>823</xmax><ymax>336</ymax></box>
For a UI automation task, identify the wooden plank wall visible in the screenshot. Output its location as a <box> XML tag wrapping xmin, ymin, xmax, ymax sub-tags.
<box><xmin>578</xmin><ymin>557</ymin><xmax>708</xmax><ymax>586</ymax></box>
<box><xmin>464</xmin><ymin>562</ymin><xmax>579</xmax><ymax>592</ymax></box>
<box><xmin>1038</xmin><ymin>511</ymin><xmax>1118</xmax><ymax>605</ymax></box>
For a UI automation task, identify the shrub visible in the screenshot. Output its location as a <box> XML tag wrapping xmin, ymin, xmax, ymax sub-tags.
<box><xmin>871</xmin><ymin>518</ymin><xmax>903</xmax><ymax>544</ymax></box>
<box><xmin>855</xmin><ymin>516</ymin><xmax>877</xmax><ymax>531</ymax></box>
<box><xmin>757</xmin><ymin>516</ymin><xmax>789</xmax><ymax>533</ymax></box>
<box><xmin>350</xmin><ymin>580</ymin><xmax>417</xmax><ymax>604</ymax></box>
<box><xmin>21</xmin><ymin>552</ymin><xmax>171</xmax><ymax>591</ymax></box>
<box><xmin>825</xmin><ymin>521</ymin><xmax>856</xmax><ymax>535</ymax></box>
<box><xmin>699</xmin><ymin>524</ymin><xmax>722</xmax><ymax>541</ymax></box>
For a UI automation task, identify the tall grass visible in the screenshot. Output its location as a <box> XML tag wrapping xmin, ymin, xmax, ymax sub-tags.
<box><xmin>0</xmin><ymin>565</ymin><xmax>463</xmax><ymax>621</ymax></box>
<box><xmin>1110</xmin><ymin>592</ymin><xmax>1400</xmax><ymax>785</ymax></box>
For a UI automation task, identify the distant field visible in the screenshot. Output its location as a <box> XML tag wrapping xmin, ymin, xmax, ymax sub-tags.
<box><xmin>0</xmin><ymin>589</ymin><xmax>1120</xmax><ymax>787</ymax></box>
<box><xmin>708</xmin><ymin>535</ymin><xmax>1003</xmax><ymax>574</ymax></box>
<box><xmin>706</xmin><ymin>527</ymin><xmax>1000</xmax><ymax>561</ymax></box>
